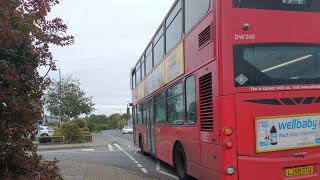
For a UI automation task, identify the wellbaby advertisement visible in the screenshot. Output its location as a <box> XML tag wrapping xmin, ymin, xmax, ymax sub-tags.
<box><xmin>256</xmin><ymin>114</ymin><xmax>320</xmax><ymax>153</ymax></box>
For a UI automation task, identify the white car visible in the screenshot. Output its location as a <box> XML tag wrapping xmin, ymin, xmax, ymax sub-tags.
<box><xmin>121</xmin><ymin>126</ymin><xmax>133</xmax><ymax>134</ymax></box>
<box><xmin>37</xmin><ymin>126</ymin><xmax>55</xmax><ymax>137</ymax></box>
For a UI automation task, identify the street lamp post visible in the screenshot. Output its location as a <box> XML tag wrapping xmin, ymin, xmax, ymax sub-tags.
<box><xmin>59</xmin><ymin>69</ymin><xmax>62</xmax><ymax>124</ymax></box>
<box><xmin>52</xmin><ymin>68</ymin><xmax>62</xmax><ymax>124</ymax></box>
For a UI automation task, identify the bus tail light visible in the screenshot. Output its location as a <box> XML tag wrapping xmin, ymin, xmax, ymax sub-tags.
<box><xmin>226</xmin><ymin>166</ymin><xmax>235</xmax><ymax>175</ymax></box>
<box><xmin>224</xmin><ymin>140</ymin><xmax>233</xmax><ymax>149</ymax></box>
<box><xmin>224</xmin><ymin>127</ymin><xmax>233</xmax><ymax>136</ymax></box>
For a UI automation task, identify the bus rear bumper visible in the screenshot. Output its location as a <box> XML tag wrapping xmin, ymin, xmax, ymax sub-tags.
<box><xmin>238</xmin><ymin>154</ymin><xmax>320</xmax><ymax>180</ymax></box>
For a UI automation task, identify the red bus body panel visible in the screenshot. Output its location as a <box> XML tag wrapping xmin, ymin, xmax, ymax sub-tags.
<box><xmin>219</xmin><ymin>0</ymin><xmax>320</xmax><ymax>179</ymax></box>
<box><xmin>132</xmin><ymin>0</ymin><xmax>320</xmax><ymax>179</ymax></box>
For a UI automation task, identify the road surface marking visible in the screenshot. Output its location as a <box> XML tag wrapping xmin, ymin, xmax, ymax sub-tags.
<box><xmin>81</xmin><ymin>149</ymin><xmax>94</xmax><ymax>152</ymax></box>
<box><xmin>156</xmin><ymin>160</ymin><xmax>160</xmax><ymax>171</ymax></box>
<box><xmin>114</xmin><ymin>143</ymin><xmax>124</xmax><ymax>151</ymax></box>
<box><xmin>158</xmin><ymin>171</ymin><xmax>179</xmax><ymax>179</ymax></box>
<box><xmin>116</xmin><ymin>143</ymin><xmax>149</xmax><ymax>174</ymax></box>
<box><xmin>108</xmin><ymin>144</ymin><xmax>114</xmax><ymax>151</ymax></box>
<box><xmin>141</xmin><ymin>168</ymin><xmax>148</xmax><ymax>173</ymax></box>
<box><xmin>155</xmin><ymin>159</ymin><xmax>178</xmax><ymax>179</ymax></box>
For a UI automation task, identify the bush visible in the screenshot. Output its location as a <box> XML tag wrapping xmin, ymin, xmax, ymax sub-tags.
<box><xmin>88</xmin><ymin>123</ymin><xmax>99</xmax><ymax>132</ymax></box>
<box><xmin>46</xmin><ymin>122</ymin><xmax>60</xmax><ymax>128</ymax></box>
<box><xmin>38</xmin><ymin>136</ymin><xmax>52</xmax><ymax>143</ymax></box>
<box><xmin>72</xmin><ymin>118</ymin><xmax>87</xmax><ymax>128</ymax></box>
<box><xmin>97</xmin><ymin>124</ymin><xmax>109</xmax><ymax>131</ymax></box>
<box><xmin>60</xmin><ymin>122</ymin><xmax>84</xmax><ymax>143</ymax></box>
<box><xmin>51</xmin><ymin>136</ymin><xmax>64</xmax><ymax>143</ymax></box>
<box><xmin>80</xmin><ymin>127</ymin><xmax>90</xmax><ymax>132</ymax></box>
<box><xmin>53</xmin><ymin>129</ymin><xmax>63</xmax><ymax>136</ymax></box>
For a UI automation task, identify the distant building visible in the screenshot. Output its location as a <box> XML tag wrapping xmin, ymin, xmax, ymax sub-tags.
<box><xmin>39</xmin><ymin>115</ymin><xmax>61</xmax><ymax>125</ymax></box>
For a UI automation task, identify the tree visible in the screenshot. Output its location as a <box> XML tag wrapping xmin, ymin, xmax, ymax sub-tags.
<box><xmin>0</xmin><ymin>0</ymin><xmax>73</xmax><ymax>179</ymax></box>
<box><xmin>45</xmin><ymin>76</ymin><xmax>94</xmax><ymax>119</ymax></box>
<box><xmin>108</xmin><ymin>113</ymin><xmax>122</xmax><ymax>127</ymax></box>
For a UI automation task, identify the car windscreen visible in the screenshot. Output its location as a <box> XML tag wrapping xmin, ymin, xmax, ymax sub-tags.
<box><xmin>234</xmin><ymin>43</ymin><xmax>320</xmax><ymax>87</ymax></box>
<box><xmin>233</xmin><ymin>0</ymin><xmax>320</xmax><ymax>12</ymax></box>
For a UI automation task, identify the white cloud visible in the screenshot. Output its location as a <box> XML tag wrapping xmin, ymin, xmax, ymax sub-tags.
<box><xmin>41</xmin><ymin>0</ymin><xmax>175</xmax><ymax>115</ymax></box>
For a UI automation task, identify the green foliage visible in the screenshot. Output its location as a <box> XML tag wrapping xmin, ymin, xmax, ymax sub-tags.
<box><xmin>59</xmin><ymin>123</ymin><xmax>84</xmax><ymax>143</ymax></box>
<box><xmin>72</xmin><ymin>118</ymin><xmax>87</xmax><ymax>128</ymax></box>
<box><xmin>45</xmin><ymin>76</ymin><xmax>95</xmax><ymax>119</ymax></box>
<box><xmin>51</xmin><ymin>136</ymin><xmax>64</xmax><ymax>143</ymax></box>
<box><xmin>38</xmin><ymin>136</ymin><xmax>52</xmax><ymax>143</ymax></box>
<box><xmin>87</xmin><ymin>122</ymin><xmax>100</xmax><ymax>132</ymax></box>
<box><xmin>80</xmin><ymin>127</ymin><xmax>90</xmax><ymax>132</ymax></box>
<box><xmin>97</xmin><ymin>124</ymin><xmax>109</xmax><ymax>131</ymax></box>
<box><xmin>46</xmin><ymin>122</ymin><xmax>60</xmax><ymax>128</ymax></box>
<box><xmin>52</xmin><ymin>129</ymin><xmax>63</xmax><ymax>136</ymax></box>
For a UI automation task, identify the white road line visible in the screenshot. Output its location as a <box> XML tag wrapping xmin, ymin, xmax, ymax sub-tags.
<box><xmin>81</xmin><ymin>149</ymin><xmax>94</xmax><ymax>152</ymax></box>
<box><xmin>108</xmin><ymin>144</ymin><xmax>114</xmax><ymax>151</ymax></box>
<box><xmin>158</xmin><ymin>171</ymin><xmax>179</xmax><ymax>179</ymax></box>
<box><xmin>156</xmin><ymin>160</ymin><xmax>160</xmax><ymax>171</ymax></box>
<box><xmin>114</xmin><ymin>143</ymin><xmax>124</xmax><ymax>151</ymax></box>
<box><xmin>115</xmin><ymin>143</ymin><xmax>149</xmax><ymax>174</ymax></box>
<box><xmin>141</xmin><ymin>168</ymin><xmax>148</xmax><ymax>173</ymax></box>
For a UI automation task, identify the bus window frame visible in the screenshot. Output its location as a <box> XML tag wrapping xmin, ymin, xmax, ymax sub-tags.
<box><xmin>166</xmin><ymin>81</ymin><xmax>185</xmax><ymax>125</ymax></box>
<box><xmin>154</xmin><ymin>91</ymin><xmax>166</xmax><ymax>125</ymax></box>
<box><xmin>185</xmin><ymin>74</ymin><xmax>197</xmax><ymax>125</ymax></box>
<box><xmin>165</xmin><ymin>0</ymin><xmax>183</xmax><ymax>54</ymax></box>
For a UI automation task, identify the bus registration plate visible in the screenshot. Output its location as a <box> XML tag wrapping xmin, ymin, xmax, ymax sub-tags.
<box><xmin>285</xmin><ymin>165</ymin><xmax>313</xmax><ymax>177</ymax></box>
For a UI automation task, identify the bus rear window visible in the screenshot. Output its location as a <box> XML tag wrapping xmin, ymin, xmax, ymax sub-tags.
<box><xmin>234</xmin><ymin>43</ymin><xmax>320</xmax><ymax>87</ymax></box>
<box><xmin>233</xmin><ymin>0</ymin><xmax>320</xmax><ymax>12</ymax></box>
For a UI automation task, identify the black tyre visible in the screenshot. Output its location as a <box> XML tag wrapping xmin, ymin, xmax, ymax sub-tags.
<box><xmin>139</xmin><ymin>136</ymin><xmax>148</xmax><ymax>156</ymax></box>
<box><xmin>174</xmin><ymin>142</ymin><xmax>188</xmax><ymax>180</ymax></box>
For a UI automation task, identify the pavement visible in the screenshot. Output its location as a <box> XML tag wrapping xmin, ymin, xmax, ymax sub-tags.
<box><xmin>37</xmin><ymin>140</ymin><xmax>112</xmax><ymax>151</ymax></box>
<box><xmin>59</xmin><ymin>160</ymin><xmax>153</xmax><ymax>180</ymax></box>
<box><xmin>38</xmin><ymin>139</ymin><xmax>153</xmax><ymax>180</ymax></box>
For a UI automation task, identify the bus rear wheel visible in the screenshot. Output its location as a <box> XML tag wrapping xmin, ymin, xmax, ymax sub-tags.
<box><xmin>174</xmin><ymin>142</ymin><xmax>188</xmax><ymax>180</ymax></box>
<box><xmin>139</xmin><ymin>136</ymin><xmax>148</xmax><ymax>156</ymax></box>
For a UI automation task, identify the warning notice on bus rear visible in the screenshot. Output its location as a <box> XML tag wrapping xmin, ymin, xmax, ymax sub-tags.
<box><xmin>256</xmin><ymin>114</ymin><xmax>320</xmax><ymax>153</ymax></box>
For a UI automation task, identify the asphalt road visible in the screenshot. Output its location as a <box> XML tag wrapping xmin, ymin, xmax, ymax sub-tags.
<box><xmin>39</xmin><ymin>130</ymin><xmax>180</xmax><ymax>180</ymax></box>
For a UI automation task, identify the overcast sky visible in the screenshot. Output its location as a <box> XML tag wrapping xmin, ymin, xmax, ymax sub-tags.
<box><xmin>42</xmin><ymin>0</ymin><xmax>174</xmax><ymax>116</ymax></box>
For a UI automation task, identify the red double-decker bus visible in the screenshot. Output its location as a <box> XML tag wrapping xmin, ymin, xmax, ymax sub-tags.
<box><xmin>130</xmin><ymin>0</ymin><xmax>320</xmax><ymax>179</ymax></box>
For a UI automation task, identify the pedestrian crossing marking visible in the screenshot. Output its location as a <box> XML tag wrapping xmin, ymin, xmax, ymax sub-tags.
<box><xmin>81</xmin><ymin>149</ymin><xmax>94</xmax><ymax>152</ymax></box>
<box><xmin>108</xmin><ymin>144</ymin><xmax>114</xmax><ymax>151</ymax></box>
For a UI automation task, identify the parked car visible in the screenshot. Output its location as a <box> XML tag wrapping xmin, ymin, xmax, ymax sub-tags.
<box><xmin>121</xmin><ymin>126</ymin><xmax>133</xmax><ymax>134</ymax></box>
<box><xmin>37</xmin><ymin>126</ymin><xmax>55</xmax><ymax>137</ymax></box>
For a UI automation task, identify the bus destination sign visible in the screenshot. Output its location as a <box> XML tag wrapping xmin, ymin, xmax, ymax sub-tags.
<box><xmin>256</xmin><ymin>114</ymin><xmax>320</xmax><ymax>153</ymax></box>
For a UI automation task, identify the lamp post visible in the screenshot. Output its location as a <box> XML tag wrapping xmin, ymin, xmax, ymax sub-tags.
<box><xmin>52</xmin><ymin>68</ymin><xmax>62</xmax><ymax>124</ymax></box>
<box><xmin>126</xmin><ymin>101</ymin><xmax>130</xmax><ymax>126</ymax></box>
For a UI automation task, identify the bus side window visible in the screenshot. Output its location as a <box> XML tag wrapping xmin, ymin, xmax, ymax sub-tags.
<box><xmin>155</xmin><ymin>92</ymin><xmax>166</xmax><ymax>124</ymax></box>
<box><xmin>138</xmin><ymin>104</ymin><xmax>143</xmax><ymax>125</ymax></box>
<box><xmin>167</xmin><ymin>82</ymin><xmax>184</xmax><ymax>125</ymax></box>
<box><xmin>186</xmin><ymin>75</ymin><xmax>196</xmax><ymax>124</ymax></box>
